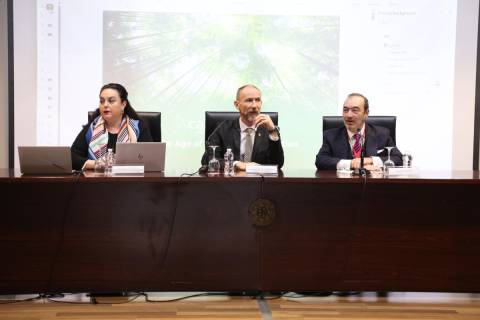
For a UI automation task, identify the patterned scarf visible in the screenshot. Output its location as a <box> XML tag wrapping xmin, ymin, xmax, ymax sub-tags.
<box><xmin>86</xmin><ymin>115</ymin><xmax>140</xmax><ymax>160</ymax></box>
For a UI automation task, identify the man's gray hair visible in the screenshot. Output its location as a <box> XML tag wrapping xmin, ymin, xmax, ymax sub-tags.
<box><xmin>236</xmin><ymin>84</ymin><xmax>261</xmax><ymax>100</ymax></box>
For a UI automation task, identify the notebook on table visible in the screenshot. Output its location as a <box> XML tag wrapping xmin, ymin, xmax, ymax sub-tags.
<box><xmin>18</xmin><ymin>146</ymin><xmax>73</xmax><ymax>175</ymax></box>
<box><xmin>115</xmin><ymin>142</ymin><xmax>166</xmax><ymax>172</ymax></box>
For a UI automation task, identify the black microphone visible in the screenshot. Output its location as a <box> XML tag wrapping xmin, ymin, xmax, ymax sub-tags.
<box><xmin>199</xmin><ymin>120</ymin><xmax>227</xmax><ymax>173</ymax></box>
<box><xmin>357</xmin><ymin>128</ymin><xmax>367</xmax><ymax>177</ymax></box>
<box><xmin>358</xmin><ymin>128</ymin><xmax>364</xmax><ymax>168</ymax></box>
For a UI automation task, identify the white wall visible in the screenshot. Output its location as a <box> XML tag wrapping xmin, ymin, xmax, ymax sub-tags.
<box><xmin>452</xmin><ymin>0</ymin><xmax>479</xmax><ymax>170</ymax></box>
<box><xmin>13</xmin><ymin>0</ymin><xmax>36</xmax><ymax>168</ymax></box>
<box><xmin>0</xmin><ymin>0</ymin><xmax>8</xmax><ymax>169</ymax></box>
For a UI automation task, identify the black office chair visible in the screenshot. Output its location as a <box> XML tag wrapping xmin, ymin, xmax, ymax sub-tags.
<box><xmin>88</xmin><ymin>111</ymin><xmax>161</xmax><ymax>142</ymax></box>
<box><xmin>205</xmin><ymin>111</ymin><xmax>278</xmax><ymax>141</ymax></box>
<box><xmin>322</xmin><ymin>116</ymin><xmax>396</xmax><ymax>144</ymax></box>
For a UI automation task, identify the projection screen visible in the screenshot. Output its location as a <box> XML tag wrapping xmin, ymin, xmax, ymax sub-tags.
<box><xmin>12</xmin><ymin>0</ymin><xmax>479</xmax><ymax>171</ymax></box>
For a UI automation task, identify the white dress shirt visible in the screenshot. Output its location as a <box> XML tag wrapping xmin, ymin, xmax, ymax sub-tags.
<box><xmin>336</xmin><ymin>124</ymin><xmax>383</xmax><ymax>170</ymax></box>
<box><xmin>237</xmin><ymin>118</ymin><xmax>279</xmax><ymax>164</ymax></box>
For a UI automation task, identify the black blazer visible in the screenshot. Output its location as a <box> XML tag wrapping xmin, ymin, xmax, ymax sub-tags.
<box><xmin>201</xmin><ymin>119</ymin><xmax>284</xmax><ymax>168</ymax></box>
<box><xmin>315</xmin><ymin>123</ymin><xmax>402</xmax><ymax>170</ymax></box>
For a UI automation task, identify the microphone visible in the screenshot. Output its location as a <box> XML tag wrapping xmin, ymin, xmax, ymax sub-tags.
<box><xmin>199</xmin><ymin>120</ymin><xmax>227</xmax><ymax>173</ymax></box>
<box><xmin>358</xmin><ymin>128</ymin><xmax>364</xmax><ymax>168</ymax></box>
<box><xmin>357</xmin><ymin>128</ymin><xmax>367</xmax><ymax>177</ymax></box>
<box><xmin>206</xmin><ymin>120</ymin><xmax>226</xmax><ymax>147</ymax></box>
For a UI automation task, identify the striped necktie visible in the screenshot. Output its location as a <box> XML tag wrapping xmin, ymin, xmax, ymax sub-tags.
<box><xmin>352</xmin><ymin>133</ymin><xmax>362</xmax><ymax>158</ymax></box>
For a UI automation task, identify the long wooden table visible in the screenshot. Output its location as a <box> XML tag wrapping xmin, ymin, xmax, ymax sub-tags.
<box><xmin>1</xmin><ymin>169</ymin><xmax>479</xmax><ymax>294</ymax></box>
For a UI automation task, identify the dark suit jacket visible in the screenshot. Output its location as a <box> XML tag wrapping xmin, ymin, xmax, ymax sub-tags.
<box><xmin>315</xmin><ymin>123</ymin><xmax>402</xmax><ymax>170</ymax></box>
<box><xmin>201</xmin><ymin>119</ymin><xmax>284</xmax><ymax>168</ymax></box>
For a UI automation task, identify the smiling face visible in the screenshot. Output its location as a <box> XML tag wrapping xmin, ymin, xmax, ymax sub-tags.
<box><xmin>99</xmin><ymin>88</ymin><xmax>126</xmax><ymax>125</ymax></box>
<box><xmin>234</xmin><ymin>86</ymin><xmax>262</xmax><ymax>126</ymax></box>
<box><xmin>342</xmin><ymin>95</ymin><xmax>368</xmax><ymax>132</ymax></box>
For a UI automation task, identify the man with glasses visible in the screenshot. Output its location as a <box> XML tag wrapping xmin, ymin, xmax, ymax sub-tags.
<box><xmin>315</xmin><ymin>93</ymin><xmax>402</xmax><ymax>170</ymax></box>
<box><xmin>201</xmin><ymin>84</ymin><xmax>284</xmax><ymax>170</ymax></box>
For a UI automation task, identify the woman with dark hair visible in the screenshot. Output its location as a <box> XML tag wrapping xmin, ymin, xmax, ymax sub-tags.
<box><xmin>71</xmin><ymin>83</ymin><xmax>153</xmax><ymax>170</ymax></box>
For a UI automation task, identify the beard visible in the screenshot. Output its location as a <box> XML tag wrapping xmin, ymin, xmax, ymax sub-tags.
<box><xmin>246</xmin><ymin>112</ymin><xmax>259</xmax><ymax>123</ymax></box>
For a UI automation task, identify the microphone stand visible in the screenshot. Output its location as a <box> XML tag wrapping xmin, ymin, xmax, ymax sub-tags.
<box><xmin>359</xmin><ymin>143</ymin><xmax>367</xmax><ymax>177</ymax></box>
<box><xmin>358</xmin><ymin>128</ymin><xmax>367</xmax><ymax>177</ymax></box>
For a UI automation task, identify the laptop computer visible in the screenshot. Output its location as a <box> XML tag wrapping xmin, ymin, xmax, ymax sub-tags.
<box><xmin>18</xmin><ymin>146</ymin><xmax>73</xmax><ymax>175</ymax></box>
<box><xmin>115</xmin><ymin>142</ymin><xmax>166</xmax><ymax>172</ymax></box>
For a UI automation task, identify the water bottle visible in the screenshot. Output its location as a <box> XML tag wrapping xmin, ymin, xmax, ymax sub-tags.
<box><xmin>224</xmin><ymin>148</ymin><xmax>234</xmax><ymax>176</ymax></box>
<box><xmin>402</xmin><ymin>153</ymin><xmax>409</xmax><ymax>168</ymax></box>
<box><xmin>105</xmin><ymin>148</ymin><xmax>115</xmax><ymax>175</ymax></box>
<box><xmin>402</xmin><ymin>150</ymin><xmax>412</xmax><ymax>168</ymax></box>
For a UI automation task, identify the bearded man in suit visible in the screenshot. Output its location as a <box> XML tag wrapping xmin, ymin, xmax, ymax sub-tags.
<box><xmin>201</xmin><ymin>84</ymin><xmax>284</xmax><ymax>170</ymax></box>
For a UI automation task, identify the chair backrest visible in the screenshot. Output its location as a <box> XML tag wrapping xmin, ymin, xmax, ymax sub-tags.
<box><xmin>322</xmin><ymin>115</ymin><xmax>396</xmax><ymax>143</ymax></box>
<box><xmin>88</xmin><ymin>111</ymin><xmax>161</xmax><ymax>142</ymax></box>
<box><xmin>205</xmin><ymin>111</ymin><xmax>278</xmax><ymax>141</ymax></box>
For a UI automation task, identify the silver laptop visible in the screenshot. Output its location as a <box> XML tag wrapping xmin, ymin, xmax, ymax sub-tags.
<box><xmin>18</xmin><ymin>146</ymin><xmax>73</xmax><ymax>175</ymax></box>
<box><xmin>115</xmin><ymin>142</ymin><xmax>166</xmax><ymax>172</ymax></box>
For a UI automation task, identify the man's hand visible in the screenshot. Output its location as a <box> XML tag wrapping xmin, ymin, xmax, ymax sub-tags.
<box><xmin>350</xmin><ymin>157</ymin><xmax>374</xmax><ymax>169</ymax></box>
<box><xmin>254</xmin><ymin>114</ymin><xmax>278</xmax><ymax>138</ymax></box>
<box><xmin>254</xmin><ymin>114</ymin><xmax>275</xmax><ymax>131</ymax></box>
<box><xmin>235</xmin><ymin>161</ymin><xmax>259</xmax><ymax>171</ymax></box>
<box><xmin>364</xmin><ymin>164</ymin><xmax>379</xmax><ymax>171</ymax></box>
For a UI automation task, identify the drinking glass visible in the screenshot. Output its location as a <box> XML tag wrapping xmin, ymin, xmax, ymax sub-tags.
<box><xmin>208</xmin><ymin>145</ymin><xmax>220</xmax><ymax>174</ymax></box>
<box><xmin>94</xmin><ymin>156</ymin><xmax>106</xmax><ymax>173</ymax></box>
<box><xmin>383</xmin><ymin>146</ymin><xmax>395</xmax><ymax>174</ymax></box>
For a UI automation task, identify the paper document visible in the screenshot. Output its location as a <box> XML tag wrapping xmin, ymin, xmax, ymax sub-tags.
<box><xmin>246</xmin><ymin>165</ymin><xmax>278</xmax><ymax>175</ymax></box>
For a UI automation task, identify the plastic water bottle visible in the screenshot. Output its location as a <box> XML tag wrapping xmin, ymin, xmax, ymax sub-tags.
<box><xmin>402</xmin><ymin>154</ymin><xmax>409</xmax><ymax>168</ymax></box>
<box><xmin>224</xmin><ymin>148</ymin><xmax>234</xmax><ymax>176</ymax></box>
<box><xmin>105</xmin><ymin>148</ymin><xmax>115</xmax><ymax>175</ymax></box>
<box><xmin>402</xmin><ymin>150</ymin><xmax>411</xmax><ymax>168</ymax></box>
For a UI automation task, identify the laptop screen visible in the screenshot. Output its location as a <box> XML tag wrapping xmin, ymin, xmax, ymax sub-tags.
<box><xmin>18</xmin><ymin>146</ymin><xmax>73</xmax><ymax>175</ymax></box>
<box><xmin>115</xmin><ymin>142</ymin><xmax>166</xmax><ymax>172</ymax></box>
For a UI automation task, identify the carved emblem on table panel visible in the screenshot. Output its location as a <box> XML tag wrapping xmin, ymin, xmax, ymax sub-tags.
<box><xmin>248</xmin><ymin>198</ymin><xmax>275</xmax><ymax>226</ymax></box>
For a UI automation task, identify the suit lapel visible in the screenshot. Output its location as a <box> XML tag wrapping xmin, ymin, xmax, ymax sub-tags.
<box><xmin>251</xmin><ymin>127</ymin><xmax>266</xmax><ymax>160</ymax></box>
<box><xmin>339</xmin><ymin>127</ymin><xmax>353</xmax><ymax>160</ymax></box>
<box><xmin>364</xmin><ymin>124</ymin><xmax>378</xmax><ymax>157</ymax></box>
<box><xmin>233</xmin><ymin>120</ymin><xmax>241</xmax><ymax>159</ymax></box>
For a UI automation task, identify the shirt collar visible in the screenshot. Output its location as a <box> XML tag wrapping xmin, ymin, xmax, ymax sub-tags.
<box><xmin>347</xmin><ymin>123</ymin><xmax>366</xmax><ymax>139</ymax></box>
<box><xmin>239</xmin><ymin>118</ymin><xmax>256</xmax><ymax>132</ymax></box>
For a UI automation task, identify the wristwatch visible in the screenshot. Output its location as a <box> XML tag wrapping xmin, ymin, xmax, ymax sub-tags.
<box><xmin>268</xmin><ymin>126</ymin><xmax>280</xmax><ymax>134</ymax></box>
